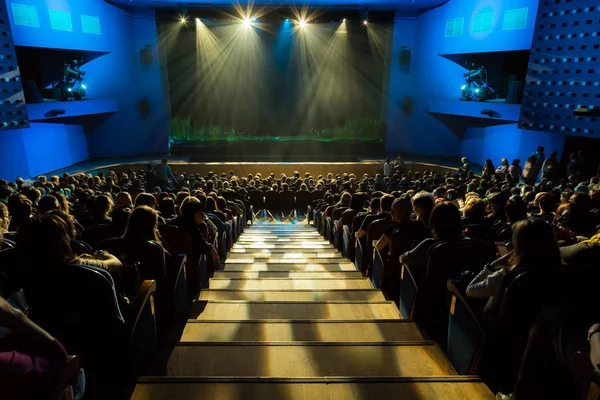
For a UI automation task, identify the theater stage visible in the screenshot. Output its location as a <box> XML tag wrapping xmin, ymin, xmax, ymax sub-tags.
<box><xmin>42</xmin><ymin>153</ymin><xmax>462</xmax><ymax>180</ymax></box>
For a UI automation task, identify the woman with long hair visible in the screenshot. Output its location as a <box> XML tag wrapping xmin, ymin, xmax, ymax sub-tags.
<box><xmin>123</xmin><ymin>206</ymin><xmax>161</xmax><ymax>243</ymax></box>
<box><xmin>466</xmin><ymin>218</ymin><xmax>561</xmax><ymax>299</ymax></box>
<box><xmin>482</xmin><ymin>158</ymin><xmax>495</xmax><ymax>180</ymax></box>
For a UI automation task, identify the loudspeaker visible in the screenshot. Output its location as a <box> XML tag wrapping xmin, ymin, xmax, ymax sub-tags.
<box><xmin>505</xmin><ymin>80</ymin><xmax>523</xmax><ymax>104</ymax></box>
<box><xmin>399</xmin><ymin>46</ymin><xmax>411</xmax><ymax>66</ymax></box>
<box><xmin>140</xmin><ymin>45</ymin><xmax>153</xmax><ymax>65</ymax></box>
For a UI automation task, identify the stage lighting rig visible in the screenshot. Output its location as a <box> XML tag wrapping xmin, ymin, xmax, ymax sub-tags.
<box><xmin>51</xmin><ymin>58</ymin><xmax>88</xmax><ymax>101</ymax></box>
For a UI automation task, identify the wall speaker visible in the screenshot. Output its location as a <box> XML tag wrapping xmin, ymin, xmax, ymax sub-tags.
<box><xmin>140</xmin><ymin>45</ymin><xmax>153</xmax><ymax>65</ymax></box>
<box><xmin>399</xmin><ymin>46</ymin><xmax>411</xmax><ymax>66</ymax></box>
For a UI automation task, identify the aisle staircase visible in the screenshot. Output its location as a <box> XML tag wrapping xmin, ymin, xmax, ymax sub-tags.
<box><xmin>131</xmin><ymin>223</ymin><xmax>495</xmax><ymax>399</ymax></box>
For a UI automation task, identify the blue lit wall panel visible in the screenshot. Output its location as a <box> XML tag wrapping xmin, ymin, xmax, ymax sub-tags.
<box><xmin>461</xmin><ymin>123</ymin><xmax>565</xmax><ymax>168</ymax></box>
<box><xmin>520</xmin><ymin>0</ymin><xmax>600</xmax><ymax>136</ymax></box>
<box><xmin>0</xmin><ymin>122</ymin><xmax>88</xmax><ymax>179</ymax></box>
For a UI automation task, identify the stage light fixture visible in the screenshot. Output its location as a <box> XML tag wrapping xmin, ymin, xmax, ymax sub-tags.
<box><xmin>363</xmin><ymin>20</ymin><xmax>368</xmax><ymax>25</ymax></box>
<box><xmin>243</xmin><ymin>17</ymin><xmax>252</xmax><ymax>28</ymax></box>
<box><xmin>475</xmin><ymin>88</ymin><xmax>480</xmax><ymax>93</ymax></box>
<box><xmin>461</xmin><ymin>85</ymin><xmax>466</xmax><ymax>90</ymax></box>
<box><xmin>180</xmin><ymin>16</ymin><xmax>187</xmax><ymax>23</ymax></box>
<box><xmin>67</xmin><ymin>88</ymin><xmax>72</xmax><ymax>92</ymax></box>
<box><xmin>285</xmin><ymin>18</ymin><xmax>289</xmax><ymax>22</ymax></box>
<box><xmin>342</xmin><ymin>18</ymin><xmax>346</xmax><ymax>22</ymax></box>
<box><xmin>253</xmin><ymin>18</ymin><xmax>258</xmax><ymax>22</ymax></box>
<box><xmin>299</xmin><ymin>19</ymin><xmax>307</xmax><ymax>28</ymax></box>
<box><xmin>81</xmin><ymin>84</ymin><xmax>87</xmax><ymax>89</ymax></box>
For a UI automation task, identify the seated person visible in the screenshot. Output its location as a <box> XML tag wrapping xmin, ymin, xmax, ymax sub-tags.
<box><xmin>466</xmin><ymin>218</ymin><xmax>561</xmax><ymax>300</ymax></box>
<box><xmin>79</xmin><ymin>195</ymin><xmax>113</xmax><ymax>228</ymax></box>
<box><xmin>399</xmin><ymin>202</ymin><xmax>463</xmax><ymax>282</ymax></box>
<box><xmin>0</xmin><ymin>295</ymin><xmax>84</xmax><ymax>399</ymax></box>
<box><xmin>375</xmin><ymin>195</ymin><xmax>427</xmax><ymax>251</ymax></box>
<box><xmin>356</xmin><ymin>194</ymin><xmax>395</xmax><ymax>239</ymax></box>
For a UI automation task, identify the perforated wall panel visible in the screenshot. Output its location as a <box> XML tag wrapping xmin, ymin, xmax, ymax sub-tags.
<box><xmin>519</xmin><ymin>1</ymin><xmax>600</xmax><ymax>136</ymax></box>
<box><xmin>0</xmin><ymin>1</ymin><xmax>28</xmax><ymax>130</ymax></box>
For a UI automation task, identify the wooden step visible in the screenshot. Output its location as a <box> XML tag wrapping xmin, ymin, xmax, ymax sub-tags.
<box><xmin>227</xmin><ymin>251</ymin><xmax>341</xmax><ymax>258</ymax></box>
<box><xmin>161</xmin><ymin>342</ymin><xmax>455</xmax><ymax>377</ymax></box>
<box><xmin>223</xmin><ymin>263</ymin><xmax>357</xmax><ymax>271</ymax></box>
<box><xmin>212</xmin><ymin>271</ymin><xmax>363</xmax><ymax>279</ymax></box>
<box><xmin>191</xmin><ymin>301</ymin><xmax>399</xmax><ymax>320</ymax></box>
<box><xmin>224</xmin><ymin>258</ymin><xmax>350</xmax><ymax>264</ymax></box>
<box><xmin>180</xmin><ymin>320</ymin><xmax>424</xmax><ymax>342</ymax></box>
<box><xmin>208</xmin><ymin>278</ymin><xmax>373</xmax><ymax>290</ymax></box>
<box><xmin>198</xmin><ymin>289</ymin><xmax>384</xmax><ymax>301</ymax></box>
<box><xmin>232</xmin><ymin>245</ymin><xmax>333</xmax><ymax>250</ymax></box>
<box><xmin>132</xmin><ymin>377</ymin><xmax>495</xmax><ymax>400</ymax></box>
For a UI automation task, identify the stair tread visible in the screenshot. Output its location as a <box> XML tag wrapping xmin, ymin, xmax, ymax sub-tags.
<box><xmin>162</xmin><ymin>343</ymin><xmax>456</xmax><ymax>377</ymax></box>
<box><xmin>208</xmin><ymin>278</ymin><xmax>373</xmax><ymax>290</ymax></box>
<box><xmin>223</xmin><ymin>263</ymin><xmax>357</xmax><ymax>271</ymax></box>
<box><xmin>180</xmin><ymin>320</ymin><xmax>423</xmax><ymax>342</ymax></box>
<box><xmin>191</xmin><ymin>301</ymin><xmax>399</xmax><ymax>320</ymax></box>
<box><xmin>198</xmin><ymin>289</ymin><xmax>382</xmax><ymax>301</ymax></box>
<box><xmin>132</xmin><ymin>379</ymin><xmax>494</xmax><ymax>400</ymax></box>
<box><xmin>212</xmin><ymin>271</ymin><xmax>362</xmax><ymax>279</ymax></box>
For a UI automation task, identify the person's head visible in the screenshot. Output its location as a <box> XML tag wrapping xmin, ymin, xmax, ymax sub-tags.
<box><xmin>158</xmin><ymin>197</ymin><xmax>176</xmax><ymax>217</ymax></box>
<box><xmin>511</xmin><ymin>218</ymin><xmax>560</xmax><ymax>269</ymax></box>
<box><xmin>527</xmin><ymin>155</ymin><xmax>537</xmax><ymax>165</ymax></box>
<box><xmin>339</xmin><ymin>192</ymin><xmax>352</xmax><ymax>206</ymax></box>
<box><xmin>0</xmin><ymin>203</ymin><xmax>9</xmax><ymax>232</ymax></box>
<box><xmin>112</xmin><ymin>207</ymin><xmax>131</xmax><ymax>232</ymax></box>
<box><xmin>488</xmin><ymin>192</ymin><xmax>509</xmax><ymax>215</ymax></box>
<box><xmin>161</xmin><ymin>158</ymin><xmax>168</xmax><ymax>166</ymax></box>
<box><xmin>18</xmin><ymin>213</ymin><xmax>74</xmax><ymax>266</ymax></box>
<box><xmin>124</xmin><ymin>206</ymin><xmax>160</xmax><ymax>242</ymax></box>
<box><xmin>430</xmin><ymin>202</ymin><xmax>462</xmax><ymax>240</ymax></box>
<box><xmin>538</xmin><ymin>193</ymin><xmax>559</xmax><ymax>214</ymax></box>
<box><xmin>38</xmin><ymin>195</ymin><xmax>60</xmax><ymax>215</ymax></box>
<box><xmin>391</xmin><ymin>195</ymin><xmax>413</xmax><ymax>222</ymax></box>
<box><xmin>537</xmin><ymin>146</ymin><xmax>545</xmax><ymax>154</ymax></box>
<box><xmin>7</xmin><ymin>195</ymin><xmax>32</xmax><ymax>230</ymax></box>
<box><xmin>51</xmin><ymin>192</ymin><xmax>69</xmax><ymax>215</ymax></box>
<box><xmin>463</xmin><ymin>197</ymin><xmax>486</xmax><ymax>219</ymax></box>
<box><xmin>349</xmin><ymin>193</ymin><xmax>366</xmax><ymax>210</ymax></box>
<box><xmin>461</xmin><ymin>157</ymin><xmax>468</xmax><ymax>164</ymax></box>
<box><xmin>135</xmin><ymin>193</ymin><xmax>156</xmax><ymax>209</ymax></box>
<box><xmin>484</xmin><ymin>159</ymin><xmax>494</xmax><ymax>169</ymax></box>
<box><xmin>385</xmin><ymin>158</ymin><xmax>390</xmax><ymax>164</ymax></box>
<box><xmin>512</xmin><ymin>158</ymin><xmax>521</xmax><ymax>166</ymax></box>
<box><xmin>179</xmin><ymin>197</ymin><xmax>205</xmax><ymax>226</ymax></box>
<box><xmin>380</xmin><ymin>194</ymin><xmax>395</xmax><ymax>213</ymax></box>
<box><xmin>501</xmin><ymin>158</ymin><xmax>509</xmax><ymax>166</ymax></box>
<box><xmin>93</xmin><ymin>195</ymin><xmax>113</xmax><ymax>218</ymax></box>
<box><xmin>506</xmin><ymin>196</ymin><xmax>528</xmax><ymax>224</ymax></box>
<box><xmin>412</xmin><ymin>191</ymin><xmax>435</xmax><ymax>223</ymax></box>
<box><xmin>46</xmin><ymin>209</ymin><xmax>77</xmax><ymax>239</ymax></box>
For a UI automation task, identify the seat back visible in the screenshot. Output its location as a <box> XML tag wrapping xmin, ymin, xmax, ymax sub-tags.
<box><xmin>332</xmin><ymin>207</ymin><xmax>347</xmax><ymax>222</ymax></box>
<box><xmin>25</xmin><ymin>263</ymin><xmax>125</xmax><ymax>357</ymax></box>
<box><xmin>49</xmin><ymin>355</ymin><xmax>81</xmax><ymax>400</ymax></box>
<box><xmin>249</xmin><ymin>191</ymin><xmax>265</xmax><ymax>210</ymax></box>
<box><xmin>418</xmin><ymin>240</ymin><xmax>497</xmax><ymax>344</ymax></box>
<box><xmin>70</xmin><ymin>240</ymin><xmax>93</xmax><ymax>256</ymax></box>
<box><xmin>0</xmin><ymin>238</ymin><xmax>15</xmax><ymax>250</ymax></box>
<box><xmin>295</xmin><ymin>191</ymin><xmax>312</xmax><ymax>213</ymax></box>
<box><xmin>464</xmin><ymin>224</ymin><xmax>497</xmax><ymax>243</ymax></box>
<box><xmin>342</xmin><ymin>226</ymin><xmax>354</xmax><ymax>261</ymax></box>
<box><xmin>98</xmin><ymin>238</ymin><xmax>167</xmax><ymax>283</ymax></box>
<box><xmin>446</xmin><ymin>281</ymin><xmax>487</xmax><ymax>375</ymax></box>
<box><xmin>264</xmin><ymin>191</ymin><xmax>280</xmax><ymax>211</ymax></box>
<box><xmin>381</xmin><ymin>228</ymin><xmax>422</xmax><ymax>303</ymax></box>
<box><xmin>326</xmin><ymin>217</ymin><xmax>334</xmax><ymax>243</ymax></box>
<box><xmin>364</xmin><ymin>219</ymin><xmax>396</xmax><ymax>278</ymax></box>
<box><xmin>158</xmin><ymin>225</ymin><xmax>199</xmax><ymax>298</ymax></box>
<box><xmin>354</xmin><ymin>236</ymin><xmax>364</xmax><ymax>273</ymax></box>
<box><xmin>371</xmin><ymin>248</ymin><xmax>385</xmax><ymax>288</ymax></box>
<box><xmin>0</xmin><ymin>247</ymin><xmax>22</xmax><ymax>296</ymax></box>
<box><xmin>83</xmin><ymin>224</ymin><xmax>122</xmax><ymax>247</ymax></box>
<box><xmin>399</xmin><ymin>264</ymin><xmax>418</xmax><ymax>319</ymax></box>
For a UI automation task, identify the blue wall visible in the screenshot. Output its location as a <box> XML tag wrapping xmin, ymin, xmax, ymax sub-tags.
<box><xmin>461</xmin><ymin>123</ymin><xmax>565</xmax><ymax>168</ymax></box>
<box><xmin>0</xmin><ymin>0</ymin><xmax>168</xmax><ymax>180</ymax></box>
<box><xmin>0</xmin><ymin>122</ymin><xmax>88</xmax><ymax>179</ymax></box>
<box><xmin>386</xmin><ymin>0</ymin><xmax>539</xmax><ymax>159</ymax></box>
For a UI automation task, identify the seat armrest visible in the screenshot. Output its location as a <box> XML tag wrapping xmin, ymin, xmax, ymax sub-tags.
<box><xmin>446</xmin><ymin>280</ymin><xmax>487</xmax><ymax>333</ymax></box>
<box><xmin>129</xmin><ymin>279</ymin><xmax>157</xmax><ymax>340</ymax></box>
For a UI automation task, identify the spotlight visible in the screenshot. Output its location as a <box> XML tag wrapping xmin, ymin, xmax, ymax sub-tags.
<box><xmin>285</xmin><ymin>18</ymin><xmax>289</xmax><ymax>22</ymax></box>
<box><xmin>253</xmin><ymin>18</ymin><xmax>258</xmax><ymax>22</ymax></box>
<box><xmin>475</xmin><ymin>88</ymin><xmax>480</xmax><ymax>93</ymax></box>
<box><xmin>180</xmin><ymin>16</ymin><xmax>187</xmax><ymax>23</ymax></box>
<box><xmin>363</xmin><ymin>20</ymin><xmax>368</xmax><ymax>25</ymax></box>
<box><xmin>342</xmin><ymin>18</ymin><xmax>346</xmax><ymax>22</ymax></box>
<box><xmin>461</xmin><ymin>85</ymin><xmax>466</xmax><ymax>90</ymax></box>
<box><xmin>299</xmin><ymin>19</ymin><xmax>306</xmax><ymax>28</ymax></box>
<box><xmin>243</xmin><ymin>18</ymin><xmax>251</xmax><ymax>28</ymax></box>
<box><xmin>81</xmin><ymin>84</ymin><xmax>87</xmax><ymax>89</ymax></box>
<box><xmin>67</xmin><ymin>88</ymin><xmax>72</xmax><ymax>92</ymax></box>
